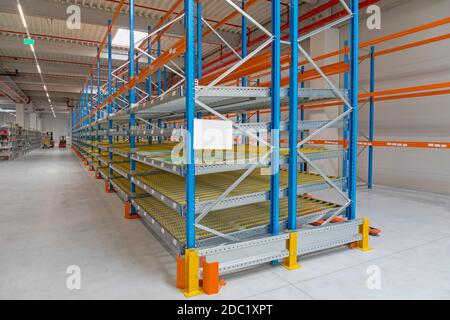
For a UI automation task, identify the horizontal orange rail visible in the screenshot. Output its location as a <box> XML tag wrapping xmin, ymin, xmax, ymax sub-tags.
<box><xmin>246</xmin><ymin>32</ymin><xmax>450</xmax><ymax>86</ymax></box>
<box><xmin>77</xmin><ymin>15</ymin><xmax>450</xmax><ymax>127</ymax></box>
<box><xmin>200</xmin><ymin>17</ymin><xmax>450</xmax><ymax>86</ymax></box>
<box><xmin>78</xmin><ymin>0</ymin><xmax>259</xmax><ymax>125</ymax></box>
<box><xmin>148</xmin><ymin>0</ymin><xmax>184</xmax><ymax>47</ymax></box>
<box><xmin>81</xmin><ymin>0</ymin><xmax>126</xmax><ymax>95</ymax></box>
<box><xmin>166</xmin><ymin>84</ymin><xmax>450</xmax><ymax>126</ymax></box>
<box><xmin>307</xmin><ymin>140</ymin><xmax>450</xmax><ymax>149</ymax></box>
<box><xmin>304</xmin><ymin>82</ymin><xmax>450</xmax><ymax>109</ymax></box>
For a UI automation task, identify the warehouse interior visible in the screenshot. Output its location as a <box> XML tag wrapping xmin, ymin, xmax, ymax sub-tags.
<box><xmin>0</xmin><ymin>0</ymin><xmax>449</xmax><ymax>300</ymax></box>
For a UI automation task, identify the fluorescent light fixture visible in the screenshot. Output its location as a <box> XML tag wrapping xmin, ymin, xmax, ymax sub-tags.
<box><xmin>16</xmin><ymin>0</ymin><xmax>54</xmax><ymax>119</ymax></box>
<box><xmin>112</xmin><ymin>28</ymin><xmax>147</xmax><ymax>47</ymax></box>
<box><xmin>17</xmin><ymin>4</ymin><xmax>27</xmax><ymax>29</ymax></box>
<box><xmin>87</xmin><ymin>86</ymin><xmax>99</xmax><ymax>94</ymax></box>
<box><xmin>0</xmin><ymin>108</ymin><xmax>16</xmax><ymax>113</ymax></box>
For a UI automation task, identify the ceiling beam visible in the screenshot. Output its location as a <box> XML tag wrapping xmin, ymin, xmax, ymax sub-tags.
<box><xmin>0</xmin><ymin>0</ymin><xmax>241</xmax><ymax>46</ymax></box>
<box><xmin>0</xmin><ymin>34</ymin><xmax>186</xmax><ymax>69</ymax></box>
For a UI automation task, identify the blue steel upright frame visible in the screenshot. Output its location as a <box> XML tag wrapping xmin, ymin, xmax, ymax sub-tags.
<box><xmin>347</xmin><ymin>0</ymin><xmax>359</xmax><ymax>220</ymax></box>
<box><xmin>197</xmin><ymin>1</ymin><xmax>202</xmax><ymax>80</ymax></box>
<box><xmin>71</xmin><ymin>0</ymin><xmax>362</xmax><ymax>278</ymax></box>
<box><xmin>128</xmin><ymin>0</ymin><xmax>137</xmax><ymax>215</ymax></box>
<box><xmin>157</xmin><ymin>40</ymin><xmax>162</xmax><ymax>95</ymax></box>
<box><xmin>270</xmin><ymin>0</ymin><xmax>281</xmax><ymax>236</ymax></box>
<box><xmin>342</xmin><ymin>40</ymin><xmax>349</xmax><ymax>192</ymax></box>
<box><xmin>300</xmin><ymin>66</ymin><xmax>306</xmax><ymax>172</ymax></box>
<box><xmin>368</xmin><ymin>46</ymin><xmax>375</xmax><ymax>189</ymax></box>
<box><xmin>185</xmin><ymin>0</ymin><xmax>196</xmax><ymax>249</ymax></box>
<box><xmin>241</xmin><ymin>0</ymin><xmax>247</xmax><ymax>87</ymax></box>
<box><xmin>96</xmin><ymin>47</ymin><xmax>102</xmax><ymax>168</ymax></box>
<box><xmin>107</xmin><ymin>19</ymin><xmax>114</xmax><ymax>189</ymax></box>
<box><xmin>146</xmin><ymin>25</ymin><xmax>153</xmax><ymax>145</ymax></box>
<box><xmin>287</xmin><ymin>0</ymin><xmax>298</xmax><ymax>231</ymax></box>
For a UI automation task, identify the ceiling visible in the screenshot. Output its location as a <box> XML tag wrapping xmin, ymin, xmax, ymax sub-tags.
<box><xmin>0</xmin><ymin>0</ymin><xmax>405</xmax><ymax>117</ymax></box>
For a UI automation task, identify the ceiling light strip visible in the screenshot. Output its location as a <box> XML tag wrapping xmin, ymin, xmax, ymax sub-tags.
<box><xmin>16</xmin><ymin>0</ymin><xmax>55</xmax><ymax>118</ymax></box>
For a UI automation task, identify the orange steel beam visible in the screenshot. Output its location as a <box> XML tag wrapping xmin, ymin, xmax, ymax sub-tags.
<box><xmin>141</xmin><ymin>0</ymin><xmax>184</xmax><ymax>50</ymax></box>
<box><xmin>307</xmin><ymin>140</ymin><xmax>450</xmax><ymax>149</ymax></box>
<box><xmin>374</xmin><ymin>33</ymin><xmax>450</xmax><ymax>57</ymax></box>
<box><xmin>202</xmin><ymin>0</ymin><xmax>256</xmax><ymax>38</ymax></box>
<box><xmin>78</xmin><ymin>15</ymin><xmax>450</xmax><ymax>126</ymax></box>
<box><xmin>255</xmin><ymin>33</ymin><xmax>450</xmax><ymax>87</ymax></box>
<box><xmin>235</xmin><ymin>32</ymin><xmax>450</xmax><ymax>86</ymax></box>
<box><xmin>115</xmin><ymin>1</ymin><xmax>184</xmax><ymax>82</ymax></box>
<box><xmin>222</xmin><ymin>61</ymin><xmax>348</xmax><ymax>87</ymax></box>
<box><xmin>305</xmin><ymin>89</ymin><xmax>450</xmax><ymax>110</ymax></box>
<box><xmin>199</xmin><ymin>47</ymin><xmax>349</xmax><ymax>86</ymax></box>
<box><xmin>81</xmin><ymin>0</ymin><xmax>126</xmax><ymax>95</ymax></box>
<box><xmin>361</xmin><ymin>82</ymin><xmax>450</xmax><ymax>98</ymax></box>
<box><xmin>79</xmin><ymin>0</ymin><xmax>259</xmax><ymax>125</ymax></box>
<box><xmin>271</xmin><ymin>32</ymin><xmax>450</xmax><ymax>88</ymax></box>
<box><xmin>166</xmin><ymin>85</ymin><xmax>450</xmax><ymax>125</ymax></box>
<box><xmin>362</xmin><ymin>17</ymin><xmax>450</xmax><ymax>48</ymax></box>
<box><xmin>201</xmin><ymin>17</ymin><xmax>450</xmax><ymax>86</ymax></box>
<box><xmin>168</xmin><ymin>87</ymin><xmax>450</xmax><ymax>126</ymax></box>
<box><xmin>303</xmin><ymin>82</ymin><xmax>450</xmax><ymax>109</ymax></box>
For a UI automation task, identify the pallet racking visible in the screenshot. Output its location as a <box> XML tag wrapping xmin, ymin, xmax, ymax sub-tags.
<box><xmin>0</xmin><ymin>124</ymin><xmax>44</xmax><ymax>160</ymax></box>
<box><xmin>72</xmin><ymin>0</ymin><xmax>371</xmax><ymax>296</ymax></box>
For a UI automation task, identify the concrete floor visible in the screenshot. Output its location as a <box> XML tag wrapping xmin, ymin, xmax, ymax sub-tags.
<box><xmin>1</xmin><ymin>149</ymin><xmax>449</xmax><ymax>300</ymax></box>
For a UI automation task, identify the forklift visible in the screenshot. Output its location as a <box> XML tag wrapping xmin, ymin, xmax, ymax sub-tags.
<box><xmin>42</xmin><ymin>132</ymin><xmax>54</xmax><ymax>149</ymax></box>
<box><xmin>59</xmin><ymin>136</ymin><xmax>66</xmax><ymax>148</ymax></box>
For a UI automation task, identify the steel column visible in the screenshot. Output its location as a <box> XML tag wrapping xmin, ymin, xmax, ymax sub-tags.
<box><xmin>342</xmin><ymin>40</ymin><xmax>349</xmax><ymax>192</ymax></box>
<box><xmin>256</xmin><ymin>110</ymin><xmax>260</xmax><ymax>149</ymax></box>
<box><xmin>300</xmin><ymin>65</ymin><xmax>306</xmax><ymax>172</ymax></box>
<box><xmin>157</xmin><ymin>40</ymin><xmax>162</xmax><ymax>95</ymax></box>
<box><xmin>368</xmin><ymin>46</ymin><xmax>375</xmax><ymax>189</ymax></box>
<box><xmin>288</xmin><ymin>0</ymin><xmax>298</xmax><ymax>231</ymax></box>
<box><xmin>164</xmin><ymin>66</ymin><xmax>167</xmax><ymax>92</ymax></box>
<box><xmin>241</xmin><ymin>0</ymin><xmax>247</xmax><ymax>87</ymax></box>
<box><xmin>148</xmin><ymin>118</ymin><xmax>153</xmax><ymax>144</ymax></box>
<box><xmin>241</xmin><ymin>112</ymin><xmax>247</xmax><ymax>145</ymax></box>
<box><xmin>89</xmin><ymin>76</ymin><xmax>93</xmax><ymax>121</ymax></box>
<box><xmin>95</xmin><ymin>46</ymin><xmax>101</xmax><ymax>164</ymax></box>
<box><xmin>270</xmin><ymin>0</ymin><xmax>281</xmax><ymax>236</ymax></box>
<box><xmin>129</xmin><ymin>0</ymin><xmax>137</xmax><ymax>214</ymax></box>
<box><xmin>157</xmin><ymin>119</ymin><xmax>163</xmax><ymax>144</ymax></box>
<box><xmin>197</xmin><ymin>0</ymin><xmax>202</xmax><ymax>79</ymax></box>
<box><xmin>107</xmin><ymin>19</ymin><xmax>114</xmax><ymax>187</ymax></box>
<box><xmin>146</xmin><ymin>26</ymin><xmax>152</xmax><ymax>97</ymax></box>
<box><xmin>348</xmin><ymin>0</ymin><xmax>359</xmax><ymax>220</ymax></box>
<box><xmin>114</xmin><ymin>78</ymin><xmax>119</xmax><ymax>113</ymax></box>
<box><xmin>185</xmin><ymin>0</ymin><xmax>196</xmax><ymax>249</ymax></box>
<box><xmin>97</xmin><ymin>47</ymin><xmax>101</xmax><ymax>121</ymax></box>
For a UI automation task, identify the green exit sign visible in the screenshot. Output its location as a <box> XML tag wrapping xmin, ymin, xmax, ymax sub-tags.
<box><xmin>23</xmin><ymin>38</ymin><xmax>35</xmax><ymax>45</ymax></box>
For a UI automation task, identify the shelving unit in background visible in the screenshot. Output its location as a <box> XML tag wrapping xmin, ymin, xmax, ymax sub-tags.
<box><xmin>72</xmin><ymin>0</ymin><xmax>370</xmax><ymax>297</ymax></box>
<box><xmin>0</xmin><ymin>124</ymin><xmax>44</xmax><ymax>160</ymax></box>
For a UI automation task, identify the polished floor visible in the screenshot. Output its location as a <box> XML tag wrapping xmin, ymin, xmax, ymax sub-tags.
<box><xmin>1</xmin><ymin>149</ymin><xmax>449</xmax><ymax>299</ymax></box>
